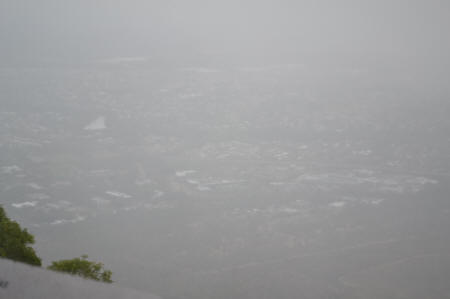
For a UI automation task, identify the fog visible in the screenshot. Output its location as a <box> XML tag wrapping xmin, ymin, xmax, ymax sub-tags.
<box><xmin>2</xmin><ymin>0</ymin><xmax>450</xmax><ymax>65</ymax></box>
<box><xmin>1</xmin><ymin>1</ymin><xmax>450</xmax><ymax>298</ymax></box>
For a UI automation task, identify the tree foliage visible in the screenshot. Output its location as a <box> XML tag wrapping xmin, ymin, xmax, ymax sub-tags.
<box><xmin>0</xmin><ymin>205</ymin><xmax>113</xmax><ymax>283</ymax></box>
<box><xmin>48</xmin><ymin>255</ymin><xmax>113</xmax><ymax>283</ymax></box>
<box><xmin>0</xmin><ymin>205</ymin><xmax>42</xmax><ymax>266</ymax></box>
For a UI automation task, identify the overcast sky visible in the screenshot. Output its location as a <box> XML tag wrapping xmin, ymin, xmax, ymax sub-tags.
<box><xmin>1</xmin><ymin>0</ymin><xmax>449</xmax><ymax>65</ymax></box>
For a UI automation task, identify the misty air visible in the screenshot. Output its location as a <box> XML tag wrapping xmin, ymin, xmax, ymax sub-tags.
<box><xmin>1</xmin><ymin>1</ymin><xmax>450</xmax><ymax>298</ymax></box>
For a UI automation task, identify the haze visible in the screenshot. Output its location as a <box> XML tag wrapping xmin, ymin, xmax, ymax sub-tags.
<box><xmin>2</xmin><ymin>0</ymin><xmax>449</xmax><ymax>65</ymax></box>
<box><xmin>1</xmin><ymin>1</ymin><xmax>450</xmax><ymax>298</ymax></box>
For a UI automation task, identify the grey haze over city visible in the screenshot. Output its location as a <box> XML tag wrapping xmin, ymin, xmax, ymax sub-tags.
<box><xmin>1</xmin><ymin>1</ymin><xmax>450</xmax><ymax>298</ymax></box>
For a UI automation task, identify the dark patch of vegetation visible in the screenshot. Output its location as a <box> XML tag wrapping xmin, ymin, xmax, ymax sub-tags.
<box><xmin>0</xmin><ymin>205</ymin><xmax>112</xmax><ymax>283</ymax></box>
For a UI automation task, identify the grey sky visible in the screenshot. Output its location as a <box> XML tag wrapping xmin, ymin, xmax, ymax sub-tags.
<box><xmin>0</xmin><ymin>1</ymin><xmax>449</xmax><ymax>64</ymax></box>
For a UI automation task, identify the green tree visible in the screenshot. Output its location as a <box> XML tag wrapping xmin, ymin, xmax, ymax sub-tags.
<box><xmin>48</xmin><ymin>255</ymin><xmax>113</xmax><ymax>283</ymax></box>
<box><xmin>0</xmin><ymin>205</ymin><xmax>42</xmax><ymax>266</ymax></box>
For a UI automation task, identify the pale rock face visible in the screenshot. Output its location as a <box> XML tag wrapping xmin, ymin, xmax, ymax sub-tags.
<box><xmin>11</xmin><ymin>201</ymin><xmax>38</xmax><ymax>208</ymax></box>
<box><xmin>84</xmin><ymin>117</ymin><xmax>106</xmax><ymax>131</ymax></box>
<box><xmin>105</xmin><ymin>191</ymin><xmax>132</xmax><ymax>199</ymax></box>
<box><xmin>175</xmin><ymin>170</ymin><xmax>197</xmax><ymax>177</ymax></box>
